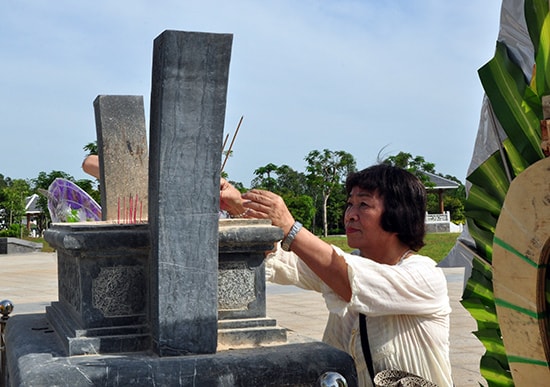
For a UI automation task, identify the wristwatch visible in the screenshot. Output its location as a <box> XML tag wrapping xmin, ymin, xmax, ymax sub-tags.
<box><xmin>281</xmin><ymin>221</ymin><xmax>303</xmax><ymax>251</ymax></box>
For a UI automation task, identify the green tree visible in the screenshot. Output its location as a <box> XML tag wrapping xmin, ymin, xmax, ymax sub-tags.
<box><xmin>252</xmin><ymin>164</ymin><xmax>308</xmax><ymax>195</ymax></box>
<box><xmin>305</xmin><ymin>149</ymin><xmax>356</xmax><ymax>237</ymax></box>
<box><xmin>251</xmin><ymin>163</ymin><xmax>279</xmax><ymax>191</ymax></box>
<box><xmin>442</xmin><ymin>176</ymin><xmax>466</xmax><ymax>224</ymax></box>
<box><xmin>271</xmin><ymin>165</ymin><xmax>309</xmax><ymax>195</ymax></box>
<box><xmin>0</xmin><ymin>173</ymin><xmax>8</xmax><ymax>190</ymax></box>
<box><xmin>251</xmin><ymin>164</ymin><xmax>315</xmax><ymax>229</ymax></box>
<box><xmin>0</xmin><ymin>179</ymin><xmax>31</xmax><ymax>236</ymax></box>
<box><xmin>383</xmin><ymin>151</ymin><xmax>435</xmax><ymax>185</ymax></box>
<box><xmin>83</xmin><ymin>141</ymin><xmax>98</xmax><ymax>155</ymax></box>
<box><xmin>325</xmin><ymin>184</ymin><xmax>347</xmax><ymax>235</ymax></box>
<box><xmin>281</xmin><ymin>193</ymin><xmax>315</xmax><ymax>230</ymax></box>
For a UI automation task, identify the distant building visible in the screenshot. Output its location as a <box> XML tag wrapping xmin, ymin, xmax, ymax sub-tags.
<box><xmin>424</xmin><ymin>171</ymin><xmax>461</xmax><ymax>214</ymax></box>
<box><xmin>423</xmin><ymin>172</ymin><xmax>462</xmax><ymax>233</ymax></box>
<box><xmin>24</xmin><ymin>193</ymin><xmax>42</xmax><ymax>237</ymax></box>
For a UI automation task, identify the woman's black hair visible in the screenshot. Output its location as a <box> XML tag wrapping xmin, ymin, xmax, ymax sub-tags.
<box><xmin>345</xmin><ymin>163</ymin><xmax>426</xmax><ymax>251</ymax></box>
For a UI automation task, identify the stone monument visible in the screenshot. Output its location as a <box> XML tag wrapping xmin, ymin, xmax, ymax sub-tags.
<box><xmin>4</xmin><ymin>30</ymin><xmax>357</xmax><ymax>386</ymax></box>
<box><xmin>93</xmin><ymin>94</ymin><xmax>149</xmax><ymax>222</ymax></box>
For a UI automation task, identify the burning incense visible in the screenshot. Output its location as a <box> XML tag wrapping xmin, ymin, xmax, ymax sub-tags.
<box><xmin>116</xmin><ymin>194</ymin><xmax>145</xmax><ymax>224</ymax></box>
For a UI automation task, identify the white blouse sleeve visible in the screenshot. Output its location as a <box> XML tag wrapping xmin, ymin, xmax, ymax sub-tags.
<box><xmin>264</xmin><ymin>243</ymin><xmax>325</xmax><ymax>292</ymax></box>
<box><xmin>324</xmin><ymin>246</ymin><xmax>450</xmax><ymax>318</ymax></box>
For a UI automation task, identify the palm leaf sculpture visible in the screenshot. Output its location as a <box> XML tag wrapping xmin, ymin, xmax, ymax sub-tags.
<box><xmin>455</xmin><ymin>0</ymin><xmax>549</xmax><ymax>385</ymax></box>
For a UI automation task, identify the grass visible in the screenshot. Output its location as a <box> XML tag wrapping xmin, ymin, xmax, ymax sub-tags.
<box><xmin>420</xmin><ymin>233</ymin><xmax>461</xmax><ymax>263</ymax></box>
<box><xmin>321</xmin><ymin>233</ymin><xmax>460</xmax><ymax>264</ymax></box>
<box><xmin>23</xmin><ymin>236</ymin><xmax>56</xmax><ymax>253</ymax></box>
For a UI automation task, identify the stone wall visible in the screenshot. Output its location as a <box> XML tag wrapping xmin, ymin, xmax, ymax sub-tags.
<box><xmin>426</xmin><ymin>222</ymin><xmax>451</xmax><ymax>233</ymax></box>
<box><xmin>0</xmin><ymin>237</ymin><xmax>43</xmax><ymax>254</ymax></box>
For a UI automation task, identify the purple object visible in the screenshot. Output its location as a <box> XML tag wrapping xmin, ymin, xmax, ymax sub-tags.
<box><xmin>47</xmin><ymin>178</ymin><xmax>102</xmax><ymax>222</ymax></box>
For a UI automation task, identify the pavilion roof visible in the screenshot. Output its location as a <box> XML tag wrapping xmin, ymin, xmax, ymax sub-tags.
<box><xmin>25</xmin><ymin>193</ymin><xmax>42</xmax><ymax>214</ymax></box>
<box><xmin>423</xmin><ymin>171</ymin><xmax>460</xmax><ymax>190</ymax></box>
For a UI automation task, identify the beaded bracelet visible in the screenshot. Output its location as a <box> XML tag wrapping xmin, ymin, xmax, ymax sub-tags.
<box><xmin>230</xmin><ymin>209</ymin><xmax>249</xmax><ymax>218</ymax></box>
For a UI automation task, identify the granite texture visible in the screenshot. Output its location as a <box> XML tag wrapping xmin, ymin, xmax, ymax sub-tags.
<box><xmin>218</xmin><ymin>219</ymin><xmax>283</xmax><ymax>320</ymax></box>
<box><xmin>94</xmin><ymin>95</ymin><xmax>149</xmax><ymax>221</ymax></box>
<box><xmin>148</xmin><ymin>30</ymin><xmax>233</xmax><ymax>356</ymax></box>
<box><xmin>43</xmin><ymin>223</ymin><xmax>150</xmax><ymax>355</ymax></box>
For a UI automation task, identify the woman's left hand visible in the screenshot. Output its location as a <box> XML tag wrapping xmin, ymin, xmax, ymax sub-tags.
<box><xmin>242</xmin><ymin>190</ymin><xmax>295</xmax><ymax>235</ymax></box>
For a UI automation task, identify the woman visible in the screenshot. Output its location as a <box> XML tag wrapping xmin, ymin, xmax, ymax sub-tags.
<box><xmin>220</xmin><ymin>164</ymin><xmax>452</xmax><ymax>386</ymax></box>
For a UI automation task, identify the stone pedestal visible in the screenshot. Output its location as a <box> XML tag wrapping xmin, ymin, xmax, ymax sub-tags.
<box><xmin>6</xmin><ymin>314</ymin><xmax>357</xmax><ymax>386</ymax></box>
<box><xmin>43</xmin><ymin>223</ymin><xmax>150</xmax><ymax>355</ymax></box>
<box><xmin>218</xmin><ymin>219</ymin><xmax>287</xmax><ymax>347</ymax></box>
<box><xmin>40</xmin><ymin>220</ymin><xmax>288</xmax><ymax>355</ymax></box>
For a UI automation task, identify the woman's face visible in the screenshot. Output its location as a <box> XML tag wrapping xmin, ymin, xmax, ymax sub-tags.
<box><xmin>344</xmin><ymin>186</ymin><xmax>394</xmax><ymax>257</ymax></box>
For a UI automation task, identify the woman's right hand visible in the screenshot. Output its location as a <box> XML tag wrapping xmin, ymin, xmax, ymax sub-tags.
<box><xmin>241</xmin><ymin>189</ymin><xmax>295</xmax><ymax>236</ymax></box>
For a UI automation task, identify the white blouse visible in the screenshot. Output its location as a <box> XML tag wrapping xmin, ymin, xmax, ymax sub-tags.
<box><xmin>265</xmin><ymin>245</ymin><xmax>453</xmax><ymax>387</ymax></box>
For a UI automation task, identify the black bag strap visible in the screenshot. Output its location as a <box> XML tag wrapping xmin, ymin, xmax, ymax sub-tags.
<box><xmin>359</xmin><ymin>313</ymin><xmax>375</xmax><ymax>383</ymax></box>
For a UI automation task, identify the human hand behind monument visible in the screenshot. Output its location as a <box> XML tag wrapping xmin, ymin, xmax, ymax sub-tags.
<box><xmin>220</xmin><ymin>178</ymin><xmax>248</xmax><ymax>217</ymax></box>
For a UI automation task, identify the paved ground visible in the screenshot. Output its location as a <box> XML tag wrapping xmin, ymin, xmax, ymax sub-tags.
<box><xmin>0</xmin><ymin>252</ymin><xmax>486</xmax><ymax>386</ymax></box>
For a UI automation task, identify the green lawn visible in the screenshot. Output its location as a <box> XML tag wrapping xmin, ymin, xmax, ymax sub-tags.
<box><xmin>321</xmin><ymin>233</ymin><xmax>460</xmax><ymax>264</ymax></box>
<box><xmin>23</xmin><ymin>236</ymin><xmax>56</xmax><ymax>252</ymax></box>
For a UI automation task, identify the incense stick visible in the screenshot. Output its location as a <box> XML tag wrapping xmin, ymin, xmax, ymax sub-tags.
<box><xmin>116</xmin><ymin>194</ymin><xmax>144</xmax><ymax>224</ymax></box>
<box><xmin>221</xmin><ymin>133</ymin><xmax>230</xmax><ymax>153</ymax></box>
<box><xmin>221</xmin><ymin>115</ymin><xmax>243</xmax><ymax>173</ymax></box>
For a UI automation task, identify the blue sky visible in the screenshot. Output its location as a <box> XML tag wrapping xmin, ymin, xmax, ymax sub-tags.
<box><xmin>1</xmin><ymin>1</ymin><xmax>502</xmax><ymax>186</ymax></box>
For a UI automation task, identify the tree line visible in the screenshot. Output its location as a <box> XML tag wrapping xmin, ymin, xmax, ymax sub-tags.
<box><xmin>230</xmin><ymin>150</ymin><xmax>465</xmax><ymax>237</ymax></box>
<box><xmin>0</xmin><ymin>148</ymin><xmax>465</xmax><ymax>238</ymax></box>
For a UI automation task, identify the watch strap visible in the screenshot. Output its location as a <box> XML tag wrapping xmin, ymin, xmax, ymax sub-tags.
<box><xmin>281</xmin><ymin>221</ymin><xmax>303</xmax><ymax>251</ymax></box>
